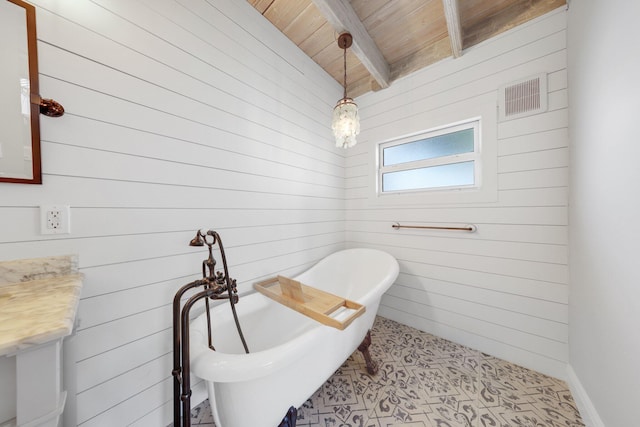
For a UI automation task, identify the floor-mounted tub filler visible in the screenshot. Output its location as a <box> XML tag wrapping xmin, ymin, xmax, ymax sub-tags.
<box><xmin>172</xmin><ymin>230</ymin><xmax>399</xmax><ymax>427</ymax></box>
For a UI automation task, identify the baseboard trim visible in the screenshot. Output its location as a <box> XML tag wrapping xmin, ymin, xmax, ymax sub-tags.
<box><xmin>566</xmin><ymin>365</ymin><xmax>606</xmax><ymax>427</ymax></box>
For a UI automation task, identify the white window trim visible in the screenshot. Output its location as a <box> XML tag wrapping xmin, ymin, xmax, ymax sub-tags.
<box><xmin>367</xmin><ymin>96</ymin><xmax>497</xmax><ymax>206</ymax></box>
<box><xmin>378</xmin><ymin>119</ymin><xmax>481</xmax><ymax>194</ymax></box>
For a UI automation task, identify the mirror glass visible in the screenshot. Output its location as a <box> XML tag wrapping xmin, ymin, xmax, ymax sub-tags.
<box><xmin>0</xmin><ymin>0</ymin><xmax>41</xmax><ymax>184</ymax></box>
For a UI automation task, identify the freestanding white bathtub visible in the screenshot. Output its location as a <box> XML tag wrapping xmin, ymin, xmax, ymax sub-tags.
<box><xmin>189</xmin><ymin>248</ymin><xmax>399</xmax><ymax>427</ymax></box>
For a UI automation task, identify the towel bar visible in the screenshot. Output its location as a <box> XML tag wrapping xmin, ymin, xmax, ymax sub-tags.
<box><xmin>392</xmin><ymin>222</ymin><xmax>476</xmax><ymax>232</ymax></box>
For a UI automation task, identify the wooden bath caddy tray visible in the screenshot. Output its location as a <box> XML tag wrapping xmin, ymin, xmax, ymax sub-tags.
<box><xmin>254</xmin><ymin>276</ymin><xmax>365</xmax><ymax>330</ymax></box>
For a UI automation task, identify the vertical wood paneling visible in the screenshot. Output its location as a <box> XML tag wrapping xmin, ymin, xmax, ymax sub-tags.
<box><xmin>346</xmin><ymin>8</ymin><xmax>569</xmax><ymax>380</ymax></box>
<box><xmin>0</xmin><ymin>0</ymin><xmax>343</xmax><ymax>425</ymax></box>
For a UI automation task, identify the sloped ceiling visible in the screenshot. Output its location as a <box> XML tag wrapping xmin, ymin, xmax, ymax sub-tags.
<box><xmin>248</xmin><ymin>0</ymin><xmax>566</xmax><ymax>98</ymax></box>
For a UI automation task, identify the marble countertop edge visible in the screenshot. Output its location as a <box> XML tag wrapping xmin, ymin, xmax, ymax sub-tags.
<box><xmin>0</xmin><ymin>324</ymin><xmax>73</xmax><ymax>356</ymax></box>
<box><xmin>0</xmin><ymin>273</ymin><xmax>82</xmax><ymax>357</ymax></box>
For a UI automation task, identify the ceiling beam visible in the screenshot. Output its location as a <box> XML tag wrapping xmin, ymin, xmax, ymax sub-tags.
<box><xmin>311</xmin><ymin>0</ymin><xmax>390</xmax><ymax>89</ymax></box>
<box><xmin>442</xmin><ymin>0</ymin><xmax>463</xmax><ymax>58</ymax></box>
<box><xmin>463</xmin><ymin>0</ymin><xmax>566</xmax><ymax>48</ymax></box>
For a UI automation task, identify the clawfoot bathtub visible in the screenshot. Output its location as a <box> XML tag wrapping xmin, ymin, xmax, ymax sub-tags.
<box><xmin>189</xmin><ymin>248</ymin><xmax>399</xmax><ymax>427</ymax></box>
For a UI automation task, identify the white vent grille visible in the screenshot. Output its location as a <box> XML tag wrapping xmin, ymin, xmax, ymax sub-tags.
<box><xmin>498</xmin><ymin>73</ymin><xmax>547</xmax><ymax>121</ymax></box>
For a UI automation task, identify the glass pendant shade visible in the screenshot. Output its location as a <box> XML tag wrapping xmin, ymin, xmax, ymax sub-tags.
<box><xmin>332</xmin><ymin>97</ymin><xmax>360</xmax><ymax>148</ymax></box>
<box><xmin>332</xmin><ymin>32</ymin><xmax>359</xmax><ymax>149</ymax></box>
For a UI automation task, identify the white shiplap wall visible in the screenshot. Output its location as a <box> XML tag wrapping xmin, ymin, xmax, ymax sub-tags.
<box><xmin>0</xmin><ymin>0</ymin><xmax>344</xmax><ymax>425</ymax></box>
<box><xmin>345</xmin><ymin>8</ymin><xmax>569</xmax><ymax>379</ymax></box>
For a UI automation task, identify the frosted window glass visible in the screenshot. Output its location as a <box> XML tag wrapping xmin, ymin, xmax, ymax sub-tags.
<box><xmin>383</xmin><ymin>128</ymin><xmax>474</xmax><ymax>166</ymax></box>
<box><xmin>382</xmin><ymin>161</ymin><xmax>475</xmax><ymax>192</ymax></box>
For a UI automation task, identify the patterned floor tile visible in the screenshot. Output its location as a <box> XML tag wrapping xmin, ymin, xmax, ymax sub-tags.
<box><xmin>186</xmin><ymin>316</ymin><xmax>584</xmax><ymax>427</ymax></box>
<box><xmin>189</xmin><ymin>398</ymin><xmax>215</xmax><ymax>425</ymax></box>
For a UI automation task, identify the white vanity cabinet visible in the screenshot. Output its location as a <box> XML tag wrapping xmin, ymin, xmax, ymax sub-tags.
<box><xmin>0</xmin><ymin>256</ymin><xmax>82</xmax><ymax>427</ymax></box>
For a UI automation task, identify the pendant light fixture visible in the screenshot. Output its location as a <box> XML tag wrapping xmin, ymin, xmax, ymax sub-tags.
<box><xmin>332</xmin><ymin>32</ymin><xmax>360</xmax><ymax>149</ymax></box>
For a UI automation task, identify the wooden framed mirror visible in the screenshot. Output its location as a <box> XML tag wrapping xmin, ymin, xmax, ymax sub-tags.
<box><xmin>0</xmin><ymin>0</ymin><xmax>42</xmax><ymax>184</ymax></box>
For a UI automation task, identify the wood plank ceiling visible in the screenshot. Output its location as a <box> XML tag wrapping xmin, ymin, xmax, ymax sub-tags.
<box><xmin>248</xmin><ymin>0</ymin><xmax>566</xmax><ymax>98</ymax></box>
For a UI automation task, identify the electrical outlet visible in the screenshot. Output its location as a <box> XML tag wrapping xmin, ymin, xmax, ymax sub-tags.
<box><xmin>40</xmin><ymin>205</ymin><xmax>71</xmax><ymax>235</ymax></box>
<box><xmin>47</xmin><ymin>209</ymin><xmax>62</xmax><ymax>229</ymax></box>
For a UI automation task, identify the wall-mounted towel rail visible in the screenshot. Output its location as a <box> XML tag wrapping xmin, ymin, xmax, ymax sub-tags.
<box><xmin>392</xmin><ymin>222</ymin><xmax>477</xmax><ymax>232</ymax></box>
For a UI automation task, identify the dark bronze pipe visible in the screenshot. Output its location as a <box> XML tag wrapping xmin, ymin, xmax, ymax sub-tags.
<box><xmin>172</xmin><ymin>229</ymin><xmax>249</xmax><ymax>426</ymax></box>
<box><xmin>180</xmin><ymin>289</ymin><xmax>213</xmax><ymax>427</ymax></box>
<box><xmin>172</xmin><ymin>278</ymin><xmax>205</xmax><ymax>427</ymax></box>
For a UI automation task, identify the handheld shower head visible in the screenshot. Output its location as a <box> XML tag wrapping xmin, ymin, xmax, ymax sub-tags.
<box><xmin>189</xmin><ymin>230</ymin><xmax>205</xmax><ymax>246</ymax></box>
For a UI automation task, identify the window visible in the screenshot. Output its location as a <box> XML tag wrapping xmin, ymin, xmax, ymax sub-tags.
<box><xmin>367</xmin><ymin>96</ymin><xmax>497</xmax><ymax>205</ymax></box>
<box><xmin>378</xmin><ymin>120</ymin><xmax>480</xmax><ymax>194</ymax></box>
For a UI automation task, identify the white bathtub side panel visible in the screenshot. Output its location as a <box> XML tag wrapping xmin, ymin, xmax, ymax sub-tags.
<box><xmin>189</xmin><ymin>248</ymin><xmax>398</xmax><ymax>427</ymax></box>
<box><xmin>210</xmin><ymin>305</ymin><xmax>379</xmax><ymax>427</ymax></box>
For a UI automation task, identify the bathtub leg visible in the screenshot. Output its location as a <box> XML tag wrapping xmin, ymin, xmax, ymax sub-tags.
<box><xmin>358</xmin><ymin>330</ymin><xmax>378</xmax><ymax>375</ymax></box>
<box><xmin>277</xmin><ymin>406</ymin><xmax>297</xmax><ymax>427</ymax></box>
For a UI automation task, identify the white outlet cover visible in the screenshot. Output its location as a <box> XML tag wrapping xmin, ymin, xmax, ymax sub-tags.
<box><xmin>40</xmin><ymin>205</ymin><xmax>71</xmax><ymax>235</ymax></box>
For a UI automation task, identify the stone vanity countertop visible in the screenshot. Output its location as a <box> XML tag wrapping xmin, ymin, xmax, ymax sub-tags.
<box><xmin>0</xmin><ymin>256</ymin><xmax>82</xmax><ymax>356</ymax></box>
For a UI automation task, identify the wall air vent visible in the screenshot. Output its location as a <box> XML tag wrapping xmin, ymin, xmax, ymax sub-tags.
<box><xmin>498</xmin><ymin>73</ymin><xmax>547</xmax><ymax>121</ymax></box>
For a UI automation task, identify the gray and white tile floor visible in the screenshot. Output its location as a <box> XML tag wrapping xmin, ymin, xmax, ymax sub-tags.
<box><xmin>190</xmin><ymin>316</ymin><xmax>584</xmax><ymax>427</ymax></box>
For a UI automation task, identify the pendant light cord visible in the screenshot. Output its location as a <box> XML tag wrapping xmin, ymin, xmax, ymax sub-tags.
<box><xmin>343</xmin><ymin>43</ymin><xmax>348</xmax><ymax>99</ymax></box>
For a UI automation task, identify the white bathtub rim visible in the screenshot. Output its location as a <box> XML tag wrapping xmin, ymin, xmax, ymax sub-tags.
<box><xmin>295</xmin><ymin>248</ymin><xmax>399</xmax><ymax>284</ymax></box>
<box><xmin>190</xmin><ymin>294</ymin><xmax>384</xmax><ymax>383</ymax></box>
<box><xmin>189</xmin><ymin>248</ymin><xmax>399</xmax><ymax>383</ymax></box>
